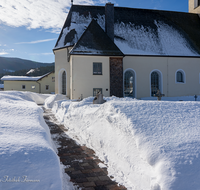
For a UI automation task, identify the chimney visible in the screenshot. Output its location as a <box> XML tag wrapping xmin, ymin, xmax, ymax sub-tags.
<box><xmin>105</xmin><ymin>2</ymin><xmax>114</xmax><ymax>41</ymax></box>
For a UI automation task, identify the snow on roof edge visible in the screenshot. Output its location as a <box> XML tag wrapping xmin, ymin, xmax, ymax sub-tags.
<box><xmin>1</xmin><ymin>72</ymin><xmax>53</xmax><ymax>81</ymax></box>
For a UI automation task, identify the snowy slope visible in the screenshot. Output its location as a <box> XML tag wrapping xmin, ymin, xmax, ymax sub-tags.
<box><xmin>0</xmin><ymin>91</ymin><xmax>73</xmax><ymax>190</ymax></box>
<box><xmin>49</xmin><ymin>96</ymin><xmax>200</xmax><ymax>190</ymax></box>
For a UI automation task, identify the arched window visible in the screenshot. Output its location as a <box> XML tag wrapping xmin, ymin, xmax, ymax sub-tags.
<box><xmin>151</xmin><ymin>70</ymin><xmax>162</xmax><ymax>96</ymax></box>
<box><xmin>124</xmin><ymin>70</ymin><xmax>135</xmax><ymax>98</ymax></box>
<box><xmin>62</xmin><ymin>71</ymin><xmax>66</xmax><ymax>95</ymax></box>
<box><xmin>176</xmin><ymin>70</ymin><xmax>185</xmax><ymax>83</ymax></box>
<box><xmin>177</xmin><ymin>71</ymin><xmax>183</xmax><ymax>82</ymax></box>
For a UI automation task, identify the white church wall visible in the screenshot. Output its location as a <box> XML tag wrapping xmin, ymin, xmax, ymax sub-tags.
<box><xmin>123</xmin><ymin>56</ymin><xmax>200</xmax><ymax>99</ymax></box>
<box><xmin>54</xmin><ymin>48</ymin><xmax>70</xmax><ymax>97</ymax></box>
<box><xmin>168</xmin><ymin>57</ymin><xmax>200</xmax><ymax>97</ymax></box>
<box><xmin>71</xmin><ymin>55</ymin><xmax>110</xmax><ymax>99</ymax></box>
<box><xmin>123</xmin><ymin>56</ymin><xmax>168</xmax><ymax>98</ymax></box>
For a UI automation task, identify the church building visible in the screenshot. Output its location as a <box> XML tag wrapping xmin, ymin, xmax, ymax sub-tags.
<box><xmin>53</xmin><ymin>0</ymin><xmax>200</xmax><ymax>99</ymax></box>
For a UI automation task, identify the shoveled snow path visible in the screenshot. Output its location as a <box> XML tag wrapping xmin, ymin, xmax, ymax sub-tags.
<box><xmin>49</xmin><ymin>96</ymin><xmax>200</xmax><ymax>190</ymax></box>
<box><xmin>43</xmin><ymin>107</ymin><xmax>127</xmax><ymax>189</ymax></box>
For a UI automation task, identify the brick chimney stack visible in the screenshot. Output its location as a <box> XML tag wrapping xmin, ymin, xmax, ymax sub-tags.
<box><xmin>105</xmin><ymin>2</ymin><xmax>114</xmax><ymax>41</ymax></box>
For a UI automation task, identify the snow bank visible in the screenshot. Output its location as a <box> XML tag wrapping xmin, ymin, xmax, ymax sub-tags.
<box><xmin>0</xmin><ymin>91</ymin><xmax>73</xmax><ymax>190</ymax></box>
<box><xmin>52</xmin><ymin>97</ymin><xmax>200</xmax><ymax>190</ymax></box>
<box><xmin>44</xmin><ymin>94</ymin><xmax>69</xmax><ymax>109</ymax></box>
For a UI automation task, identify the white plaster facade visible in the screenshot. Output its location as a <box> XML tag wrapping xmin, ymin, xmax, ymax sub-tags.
<box><xmin>55</xmin><ymin>49</ymin><xmax>110</xmax><ymax>99</ymax></box>
<box><xmin>124</xmin><ymin>56</ymin><xmax>200</xmax><ymax>98</ymax></box>
<box><xmin>54</xmin><ymin>1</ymin><xmax>200</xmax><ymax>99</ymax></box>
<box><xmin>54</xmin><ymin>48</ymin><xmax>200</xmax><ymax>99</ymax></box>
<box><xmin>3</xmin><ymin>72</ymin><xmax>55</xmax><ymax>94</ymax></box>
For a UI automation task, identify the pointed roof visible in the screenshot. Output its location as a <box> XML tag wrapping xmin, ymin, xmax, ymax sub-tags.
<box><xmin>54</xmin><ymin>4</ymin><xmax>200</xmax><ymax>57</ymax></box>
<box><xmin>70</xmin><ymin>19</ymin><xmax>123</xmax><ymax>56</ymax></box>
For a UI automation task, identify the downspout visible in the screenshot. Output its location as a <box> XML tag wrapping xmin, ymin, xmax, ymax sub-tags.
<box><xmin>36</xmin><ymin>81</ymin><xmax>41</xmax><ymax>93</ymax></box>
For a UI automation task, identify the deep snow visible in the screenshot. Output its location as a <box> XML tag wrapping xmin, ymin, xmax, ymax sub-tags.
<box><xmin>0</xmin><ymin>91</ymin><xmax>74</xmax><ymax>190</ymax></box>
<box><xmin>48</xmin><ymin>95</ymin><xmax>200</xmax><ymax>190</ymax></box>
<box><xmin>2</xmin><ymin>91</ymin><xmax>200</xmax><ymax>190</ymax></box>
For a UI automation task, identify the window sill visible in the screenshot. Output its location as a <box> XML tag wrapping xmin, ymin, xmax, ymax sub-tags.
<box><xmin>175</xmin><ymin>82</ymin><xmax>185</xmax><ymax>84</ymax></box>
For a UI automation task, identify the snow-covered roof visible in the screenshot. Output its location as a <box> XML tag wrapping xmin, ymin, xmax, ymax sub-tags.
<box><xmin>54</xmin><ymin>5</ymin><xmax>200</xmax><ymax>56</ymax></box>
<box><xmin>26</xmin><ymin>69</ymin><xmax>35</xmax><ymax>75</ymax></box>
<box><xmin>70</xmin><ymin>19</ymin><xmax>123</xmax><ymax>56</ymax></box>
<box><xmin>1</xmin><ymin>72</ymin><xmax>52</xmax><ymax>81</ymax></box>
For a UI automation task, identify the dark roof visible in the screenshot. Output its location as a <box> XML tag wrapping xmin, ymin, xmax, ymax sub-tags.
<box><xmin>54</xmin><ymin>4</ymin><xmax>200</xmax><ymax>56</ymax></box>
<box><xmin>70</xmin><ymin>19</ymin><xmax>123</xmax><ymax>56</ymax></box>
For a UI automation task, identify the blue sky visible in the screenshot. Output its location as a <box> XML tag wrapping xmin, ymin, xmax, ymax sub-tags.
<box><xmin>0</xmin><ymin>0</ymin><xmax>189</xmax><ymax>63</ymax></box>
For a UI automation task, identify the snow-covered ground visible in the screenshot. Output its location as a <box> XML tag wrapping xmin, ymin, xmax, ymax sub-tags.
<box><xmin>2</xmin><ymin>91</ymin><xmax>200</xmax><ymax>190</ymax></box>
<box><xmin>0</xmin><ymin>91</ymin><xmax>74</xmax><ymax>190</ymax></box>
<box><xmin>47</xmin><ymin>95</ymin><xmax>200</xmax><ymax>190</ymax></box>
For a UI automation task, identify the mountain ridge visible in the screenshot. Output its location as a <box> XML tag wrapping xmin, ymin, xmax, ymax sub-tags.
<box><xmin>0</xmin><ymin>56</ymin><xmax>54</xmax><ymax>73</ymax></box>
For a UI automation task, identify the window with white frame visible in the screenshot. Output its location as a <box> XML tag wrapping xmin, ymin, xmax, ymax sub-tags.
<box><xmin>176</xmin><ymin>70</ymin><xmax>185</xmax><ymax>83</ymax></box>
<box><xmin>151</xmin><ymin>71</ymin><xmax>160</xmax><ymax>96</ymax></box>
<box><xmin>22</xmin><ymin>85</ymin><xmax>26</xmax><ymax>89</ymax></box>
<box><xmin>93</xmin><ymin>62</ymin><xmax>102</xmax><ymax>75</ymax></box>
<box><xmin>32</xmin><ymin>85</ymin><xmax>35</xmax><ymax>89</ymax></box>
<box><xmin>62</xmin><ymin>71</ymin><xmax>66</xmax><ymax>95</ymax></box>
<box><xmin>194</xmin><ymin>0</ymin><xmax>200</xmax><ymax>8</ymax></box>
<box><xmin>93</xmin><ymin>88</ymin><xmax>102</xmax><ymax>96</ymax></box>
<box><xmin>46</xmin><ymin>85</ymin><xmax>49</xmax><ymax>90</ymax></box>
<box><xmin>124</xmin><ymin>70</ymin><xmax>135</xmax><ymax>98</ymax></box>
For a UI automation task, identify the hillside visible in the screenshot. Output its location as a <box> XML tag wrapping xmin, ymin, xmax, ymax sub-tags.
<box><xmin>0</xmin><ymin>57</ymin><xmax>53</xmax><ymax>73</ymax></box>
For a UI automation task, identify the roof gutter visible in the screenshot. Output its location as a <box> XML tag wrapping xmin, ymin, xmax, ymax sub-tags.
<box><xmin>53</xmin><ymin>45</ymin><xmax>74</xmax><ymax>53</ymax></box>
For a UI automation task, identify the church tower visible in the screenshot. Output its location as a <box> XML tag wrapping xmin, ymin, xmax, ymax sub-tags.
<box><xmin>189</xmin><ymin>0</ymin><xmax>200</xmax><ymax>13</ymax></box>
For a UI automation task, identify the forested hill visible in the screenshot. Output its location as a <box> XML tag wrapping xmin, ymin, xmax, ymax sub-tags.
<box><xmin>0</xmin><ymin>57</ymin><xmax>53</xmax><ymax>73</ymax></box>
<box><xmin>0</xmin><ymin>57</ymin><xmax>54</xmax><ymax>83</ymax></box>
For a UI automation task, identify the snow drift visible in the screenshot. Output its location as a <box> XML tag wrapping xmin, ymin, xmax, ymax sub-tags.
<box><xmin>50</xmin><ymin>96</ymin><xmax>200</xmax><ymax>190</ymax></box>
<box><xmin>0</xmin><ymin>91</ymin><xmax>63</xmax><ymax>190</ymax></box>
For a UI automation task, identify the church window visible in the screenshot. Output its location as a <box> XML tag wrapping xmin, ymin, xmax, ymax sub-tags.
<box><xmin>176</xmin><ymin>70</ymin><xmax>185</xmax><ymax>83</ymax></box>
<box><xmin>151</xmin><ymin>71</ymin><xmax>159</xmax><ymax>96</ymax></box>
<box><xmin>177</xmin><ymin>72</ymin><xmax>183</xmax><ymax>82</ymax></box>
<box><xmin>93</xmin><ymin>62</ymin><xmax>102</xmax><ymax>75</ymax></box>
<box><xmin>124</xmin><ymin>70</ymin><xmax>135</xmax><ymax>98</ymax></box>
<box><xmin>150</xmin><ymin>70</ymin><xmax>162</xmax><ymax>97</ymax></box>
<box><xmin>62</xmin><ymin>71</ymin><xmax>66</xmax><ymax>95</ymax></box>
